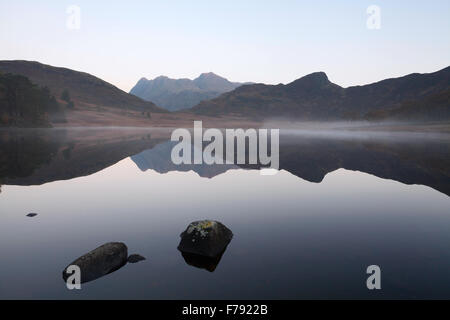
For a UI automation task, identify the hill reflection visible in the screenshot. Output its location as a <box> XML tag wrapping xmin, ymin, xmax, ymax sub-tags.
<box><xmin>0</xmin><ymin>128</ymin><xmax>449</xmax><ymax>196</ymax></box>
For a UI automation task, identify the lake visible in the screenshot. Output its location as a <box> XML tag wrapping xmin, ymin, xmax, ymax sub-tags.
<box><xmin>0</xmin><ymin>127</ymin><xmax>449</xmax><ymax>299</ymax></box>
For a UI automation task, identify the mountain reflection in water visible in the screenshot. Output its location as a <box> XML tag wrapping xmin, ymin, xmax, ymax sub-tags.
<box><xmin>1</xmin><ymin>128</ymin><xmax>448</xmax><ymax>196</ymax></box>
<box><xmin>0</xmin><ymin>127</ymin><xmax>449</xmax><ymax>299</ymax></box>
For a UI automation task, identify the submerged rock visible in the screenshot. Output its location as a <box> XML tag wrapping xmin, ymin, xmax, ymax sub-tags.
<box><xmin>26</xmin><ymin>213</ymin><xmax>38</xmax><ymax>217</ymax></box>
<box><xmin>62</xmin><ymin>242</ymin><xmax>128</xmax><ymax>284</ymax></box>
<box><xmin>178</xmin><ymin>220</ymin><xmax>233</xmax><ymax>258</ymax></box>
<box><xmin>127</xmin><ymin>254</ymin><xmax>146</xmax><ymax>263</ymax></box>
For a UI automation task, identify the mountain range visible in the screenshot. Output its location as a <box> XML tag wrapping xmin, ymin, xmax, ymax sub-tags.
<box><xmin>130</xmin><ymin>72</ymin><xmax>250</xmax><ymax>111</ymax></box>
<box><xmin>0</xmin><ymin>60</ymin><xmax>449</xmax><ymax>126</ymax></box>
<box><xmin>191</xmin><ymin>67</ymin><xmax>450</xmax><ymax>121</ymax></box>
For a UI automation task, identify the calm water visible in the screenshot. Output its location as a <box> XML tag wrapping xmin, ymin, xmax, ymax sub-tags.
<box><xmin>0</xmin><ymin>128</ymin><xmax>449</xmax><ymax>299</ymax></box>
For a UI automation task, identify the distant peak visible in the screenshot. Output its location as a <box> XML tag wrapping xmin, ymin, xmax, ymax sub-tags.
<box><xmin>289</xmin><ymin>71</ymin><xmax>330</xmax><ymax>87</ymax></box>
<box><xmin>154</xmin><ymin>75</ymin><xmax>169</xmax><ymax>80</ymax></box>
<box><xmin>199</xmin><ymin>72</ymin><xmax>217</xmax><ymax>76</ymax></box>
<box><xmin>302</xmin><ymin>72</ymin><xmax>329</xmax><ymax>82</ymax></box>
<box><xmin>196</xmin><ymin>72</ymin><xmax>225</xmax><ymax>80</ymax></box>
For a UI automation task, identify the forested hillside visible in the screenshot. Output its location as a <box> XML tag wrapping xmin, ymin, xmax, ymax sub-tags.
<box><xmin>0</xmin><ymin>72</ymin><xmax>65</xmax><ymax>127</ymax></box>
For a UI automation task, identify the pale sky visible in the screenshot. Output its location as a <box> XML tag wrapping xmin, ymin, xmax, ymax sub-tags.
<box><xmin>0</xmin><ymin>0</ymin><xmax>449</xmax><ymax>92</ymax></box>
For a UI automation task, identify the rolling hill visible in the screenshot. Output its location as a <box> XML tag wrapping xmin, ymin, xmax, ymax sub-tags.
<box><xmin>190</xmin><ymin>66</ymin><xmax>450</xmax><ymax>121</ymax></box>
<box><xmin>0</xmin><ymin>60</ymin><xmax>166</xmax><ymax>113</ymax></box>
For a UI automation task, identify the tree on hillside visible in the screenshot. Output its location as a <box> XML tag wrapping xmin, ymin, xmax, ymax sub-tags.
<box><xmin>60</xmin><ymin>89</ymin><xmax>75</xmax><ymax>109</ymax></box>
<box><xmin>61</xmin><ymin>89</ymin><xmax>70</xmax><ymax>102</ymax></box>
<box><xmin>0</xmin><ymin>73</ymin><xmax>65</xmax><ymax>126</ymax></box>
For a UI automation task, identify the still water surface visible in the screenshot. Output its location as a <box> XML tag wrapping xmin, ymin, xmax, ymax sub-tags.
<box><xmin>0</xmin><ymin>128</ymin><xmax>449</xmax><ymax>299</ymax></box>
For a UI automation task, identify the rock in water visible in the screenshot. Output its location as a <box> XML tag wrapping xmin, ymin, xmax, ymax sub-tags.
<box><xmin>127</xmin><ymin>254</ymin><xmax>146</xmax><ymax>263</ymax></box>
<box><xmin>26</xmin><ymin>213</ymin><xmax>38</xmax><ymax>217</ymax></box>
<box><xmin>62</xmin><ymin>242</ymin><xmax>128</xmax><ymax>284</ymax></box>
<box><xmin>178</xmin><ymin>220</ymin><xmax>233</xmax><ymax>258</ymax></box>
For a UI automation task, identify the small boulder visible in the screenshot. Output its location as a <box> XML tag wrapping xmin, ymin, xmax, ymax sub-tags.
<box><xmin>62</xmin><ymin>242</ymin><xmax>128</xmax><ymax>284</ymax></box>
<box><xmin>127</xmin><ymin>254</ymin><xmax>146</xmax><ymax>263</ymax></box>
<box><xmin>177</xmin><ymin>220</ymin><xmax>233</xmax><ymax>258</ymax></box>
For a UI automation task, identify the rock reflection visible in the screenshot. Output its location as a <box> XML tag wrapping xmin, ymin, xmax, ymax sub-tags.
<box><xmin>180</xmin><ymin>249</ymin><xmax>227</xmax><ymax>272</ymax></box>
